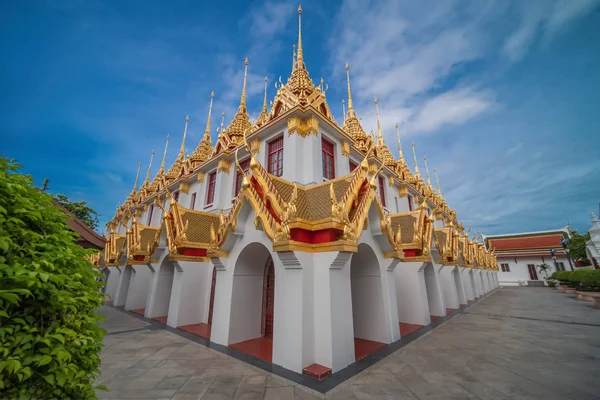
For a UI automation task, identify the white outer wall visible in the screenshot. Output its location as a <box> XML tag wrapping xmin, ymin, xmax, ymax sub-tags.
<box><xmin>496</xmin><ymin>256</ymin><xmax>571</xmax><ymax>286</ymax></box>
<box><xmin>424</xmin><ymin>263</ymin><xmax>446</xmax><ymax>317</ymax></box>
<box><xmin>104</xmin><ymin>268</ymin><xmax>121</xmax><ymax>301</ymax></box>
<box><xmin>114</xmin><ymin>266</ymin><xmax>132</xmax><ymax>307</ymax></box>
<box><xmin>167</xmin><ymin>261</ymin><xmax>210</xmax><ymax>328</ymax></box>
<box><xmin>459</xmin><ymin>267</ymin><xmax>475</xmax><ymax>301</ymax></box>
<box><xmin>124</xmin><ymin>265</ymin><xmax>152</xmax><ymax>310</ymax></box>
<box><xmin>148</xmin><ymin>258</ymin><xmax>174</xmax><ymax>318</ymax></box>
<box><xmin>439</xmin><ymin>266</ymin><xmax>460</xmax><ymax>310</ymax></box>
<box><xmin>394</xmin><ymin>262</ymin><xmax>430</xmax><ymax>326</ymax></box>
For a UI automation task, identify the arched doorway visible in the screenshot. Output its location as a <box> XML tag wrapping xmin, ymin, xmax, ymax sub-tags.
<box><xmin>151</xmin><ymin>259</ymin><xmax>174</xmax><ymax>324</ymax></box>
<box><xmin>228</xmin><ymin>243</ymin><xmax>275</xmax><ymax>362</ymax></box>
<box><xmin>350</xmin><ymin>243</ymin><xmax>387</xmax><ymax>360</ymax></box>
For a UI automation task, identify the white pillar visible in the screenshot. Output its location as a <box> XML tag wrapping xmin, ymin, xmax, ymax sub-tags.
<box><xmin>394</xmin><ymin>262</ymin><xmax>430</xmax><ymax>326</ymax></box>
<box><xmin>124</xmin><ymin>265</ymin><xmax>152</xmax><ymax>311</ymax></box>
<box><xmin>113</xmin><ymin>265</ymin><xmax>132</xmax><ymax>307</ymax></box>
<box><xmin>167</xmin><ymin>261</ymin><xmax>207</xmax><ymax>328</ymax></box>
<box><xmin>472</xmin><ymin>270</ymin><xmax>482</xmax><ymax>298</ymax></box>
<box><xmin>383</xmin><ymin>260</ymin><xmax>401</xmax><ymax>342</ymax></box>
<box><xmin>439</xmin><ymin>266</ymin><xmax>460</xmax><ymax>310</ymax></box>
<box><xmin>104</xmin><ymin>267</ymin><xmax>121</xmax><ymax>301</ymax></box>
<box><xmin>460</xmin><ymin>267</ymin><xmax>475</xmax><ymax>302</ymax></box>
<box><xmin>206</xmin><ymin>257</ymin><xmax>232</xmax><ymax>346</ymax></box>
<box><xmin>425</xmin><ymin>264</ymin><xmax>446</xmax><ymax>317</ymax></box>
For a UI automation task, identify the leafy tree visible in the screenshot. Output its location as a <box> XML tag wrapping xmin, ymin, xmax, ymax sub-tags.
<box><xmin>566</xmin><ymin>229</ymin><xmax>591</xmax><ymax>261</ymax></box>
<box><xmin>537</xmin><ymin>263</ymin><xmax>551</xmax><ymax>279</ymax></box>
<box><xmin>54</xmin><ymin>194</ymin><xmax>99</xmax><ymax>231</ymax></box>
<box><xmin>0</xmin><ymin>158</ymin><xmax>106</xmax><ymax>398</ymax></box>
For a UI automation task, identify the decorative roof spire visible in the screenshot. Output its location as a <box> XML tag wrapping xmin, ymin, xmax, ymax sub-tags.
<box><xmin>220</xmin><ymin>112</ymin><xmax>225</xmax><ymax>133</ymax></box>
<box><xmin>374</xmin><ymin>97</ymin><xmax>383</xmax><ymax>146</ymax></box>
<box><xmin>143</xmin><ymin>150</ymin><xmax>155</xmax><ymax>185</ymax></box>
<box><xmin>423</xmin><ymin>156</ymin><xmax>432</xmax><ymax>187</ymax></box>
<box><xmin>254</xmin><ymin>77</ymin><xmax>270</xmax><ymax>130</ymax></box>
<box><xmin>203</xmin><ymin>91</ymin><xmax>214</xmax><ymax>141</ymax></box>
<box><xmin>132</xmin><ymin>162</ymin><xmax>142</xmax><ymax>192</ymax></box>
<box><xmin>262</xmin><ymin>77</ymin><xmax>268</xmax><ymax>113</ymax></box>
<box><xmin>239</xmin><ymin>57</ymin><xmax>249</xmax><ymax>113</ymax></box>
<box><xmin>345</xmin><ymin>63</ymin><xmax>355</xmax><ymax>118</ymax></box>
<box><xmin>395</xmin><ymin>123</ymin><xmax>404</xmax><ymax>161</ymax></box>
<box><xmin>411</xmin><ymin>141</ymin><xmax>420</xmax><ymax>176</ymax></box>
<box><xmin>342</xmin><ymin>99</ymin><xmax>346</xmax><ymax>122</ymax></box>
<box><xmin>177</xmin><ymin>115</ymin><xmax>189</xmax><ymax>160</ymax></box>
<box><xmin>158</xmin><ymin>135</ymin><xmax>170</xmax><ymax>174</ymax></box>
<box><xmin>296</xmin><ymin>5</ymin><xmax>305</xmax><ymax>70</ymax></box>
<box><xmin>434</xmin><ymin>168</ymin><xmax>442</xmax><ymax>195</ymax></box>
<box><xmin>292</xmin><ymin>44</ymin><xmax>297</xmax><ymax>73</ymax></box>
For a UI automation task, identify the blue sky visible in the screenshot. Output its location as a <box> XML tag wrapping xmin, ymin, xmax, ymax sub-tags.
<box><xmin>1</xmin><ymin>0</ymin><xmax>599</xmax><ymax>235</ymax></box>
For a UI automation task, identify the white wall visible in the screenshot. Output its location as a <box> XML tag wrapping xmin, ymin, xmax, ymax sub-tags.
<box><xmin>104</xmin><ymin>267</ymin><xmax>121</xmax><ymax>301</ymax></box>
<box><xmin>167</xmin><ymin>261</ymin><xmax>208</xmax><ymax>328</ymax></box>
<box><xmin>496</xmin><ymin>256</ymin><xmax>571</xmax><ymax>286</ymax></box>
<box><xmin>439</xmin><ymin>266</ymin><xmax>460</xmax><ymax>310</ymax></box>
<box><xmin>150</xmin><ymin>259</ymin><xmax>174</xmax><ymax>318</ymax></box>
<box><xmin>394</xmin><ymin>262</ymin><xmax>430</xmax><ymax>326</ymax></box>
<box><xmin>424</xmin><ymin>263</ymin><xmax>445</xmax><ymax>317</ymax></box>
<box><xmin>124</xmin><ymin>265</ymin><xmax>152</xmax><ymax>310</ymax></box>
<box><xmin>459</xmin><ymin>267</ymin><xmax>475</xmax><ymax>301</ymax></box>
<box><xmin>114</xmin><ymin>266</ymin><xmax>132</xmax><ymax>307</ymax></box>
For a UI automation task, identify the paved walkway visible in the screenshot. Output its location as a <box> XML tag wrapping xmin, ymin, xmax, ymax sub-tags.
<box><xmin>97</xmin><ymin>287</ymin><xmax>600</xmax><ymax>399</ymax></box>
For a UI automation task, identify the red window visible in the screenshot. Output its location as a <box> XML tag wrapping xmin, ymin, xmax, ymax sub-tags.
<box><xmin>206</xmin><ymin>171</ymin><xmax>216</xmax><ymax>206</ymax></box>
<box><xmin>267</xmin><ymin>136</ymin><xmax>283</xmax><ymax>176</ymax></box>
<box><xmin>322</xmin><ymin>138</ymin><xmax>335</xmax><ymax>180</ymax></box>
<box><xmin>378</xmin><ymin>176</ymin><xmax>386</xmax><ymax>207</ymax></box>
<box><xmin>349</xmin><ymin>160</ymin><xmax>358</xmax><ymax>172</ymax></box>
<box><xmin>408</xmin><ymin>195</ymin><xmax>413</xmax><ymax>211</ymax></box>
<box><xmin>235</xmin><ymin>158</ymin><xmax>251</xmax><ymax>195</ymax></box>
<box><xmin>147</xmin><ymin>204</ymin><xmax>154</xmax><ymax>225</ymax></box>
<box><xmin>190</xmin><ymin>193</ymin><xmax>197</xmax><ymax>210</ymax></box>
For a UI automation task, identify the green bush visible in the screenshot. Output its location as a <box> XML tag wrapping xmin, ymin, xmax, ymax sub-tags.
<box><xmin>567</xmin><ymin>269</ymin><xmax>594</xmax><ymax>284</ymax></box>
<box><xmin>556</xmin><ymin>271</ymin><xmax>572</xmax><ymax>283</ymax></box>
<box><xmin>0</xmin><ymin>158</ymin><xmax>106</xmax><ymax>398</ymax></box>
<box><xmin>581</xmin><ymin>270</ymin><xmax>600</xmax><ymax>291</ymax></box>
<box><xmin>549</xmin><ymin>271</ymin><xmax>560</xmax><ymax>280</ymax></box>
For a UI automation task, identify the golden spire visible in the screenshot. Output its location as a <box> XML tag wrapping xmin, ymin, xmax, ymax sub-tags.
<box><xmin>296</xmin><ymin>5</ymin><xmax>305</xmax><ymax>70</ymax></box>
<box><xmin>434</xmin><ymin>168</ymin><xmax>442</xmax><ymax>195</ymax></box>
<box><xmin>423</xmin><ymin>156</ymin><xmax>432</xmax><ymax>187</ymax></box>
<box><xmin>395</xmin><ymin>123</ymin><xmax>404</xmax><ymax>161</ymax></box>
<box><xmin>374</xmin><ymin>97</ymin><xmax>383</xmax><ymax>146</ymax></box>
<box><xmin>261</xmin><ymin>77</ymin><xmax>268</xmax><ymax>113</ymax></box>
<box><xmin>158</xmin><ymin>135</ymin><xmax>170</xmax><ymax>174</ymax></box>
<box><xmin>177</xmin><ymin>115</ymin><xmax>189</xmax><ymax>160</ymax></box>
<box><xmin>345</xmin><ymin>63</ymin><xmax>355</xmax><ymax>117</ymax></box>
<box><xmin>342</xmin><ymin>99</ymin><xmax>346</xmax><ymax>122</ymax></box>
<box><xmin>203</xmin><ymin>91</ymin><xmax>214</xmax><ymax>141</ymax></box>
<box><xmin>238</xmin><ymin>58</ymin><xmax>249</xmax><ymax>113</ymax></box>
<box><xmin>220</xmin><ymin>112</ymin><xmax>225</xmax><ymax>133</ymax></box>
<box><xmin>292</xmin><ymin>44</ymin><xmax>297</xmax><ymax>73</ymax></box>
<box><xmin>143</xmin><ymin>150</ymin><xmax>155</xmax><ymax>185</ymax></box>
<box><xmin>411</xmin><ymin>141</ymin><xmax>420</xmax><ymax>176</ymax></box>
<box><xmin>132</xmin><ymin>162</ymin><xmax>142</xmax><ymax>192</ymax></box>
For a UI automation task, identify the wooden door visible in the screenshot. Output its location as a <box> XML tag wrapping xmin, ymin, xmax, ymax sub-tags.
<box><xmin>527</xmin><ymin>264</ymin><xmax>538</xmax><ymax>280</ymax></box>
<box><xmin>208</xmin><ymin>267</ymin><xmax>217</xmax><ymax>325</ymax></box>
<box><xmin>261</xmin><ymin>256</ymin><xmax>275</xmax><ymax>339</ymax></box>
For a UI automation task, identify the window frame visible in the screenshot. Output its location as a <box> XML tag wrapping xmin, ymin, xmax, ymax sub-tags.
<box><xmin>190</xmin><ymin>192</ymin><xmax>197</xmax><ymax>210</ymax></box>
<box><xmin>267</xmin><ymin>135</ymin><xmax>284</xmax><ymax>176</ymax></box>
<box><xmin>408</xmin><ymin>195</ymin><xmax>413</xmax><ymax>211</ymax></box>
<box><xmin>321</xmin><ymin>136</ymin><xmax>335</xmax><ymax>180</ymax></box>
<box><xmin>147</xmin><ymin>204</ymin><xmax>154</xmax><ymax>225</ymax></box>
<box><xmin>378</xmin><ymin>175</ymin><xmax>386</xmax><ymax>207</ymax></box>
<box><xmin>500</xmin><ymin>263</ymin><xmax>510</xmax><ymax>272</ymax></box>
<box><xmin>205</xmin><ymin>171</ymin><xmax>217</xmax><ymax>208</ymax></box>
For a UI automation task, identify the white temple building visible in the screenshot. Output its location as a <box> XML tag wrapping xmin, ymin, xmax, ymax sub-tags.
<box><xmin>93</xmin><ymin>7</ymin><xmax>499</xmax><ymax>379</ymax></box>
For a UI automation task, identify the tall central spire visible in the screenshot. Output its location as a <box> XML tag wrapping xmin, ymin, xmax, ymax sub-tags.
<box><xmin>143</xmin><ymin>150</ymin><xmax>155</xmax><ymax>185</ymax></box>
<box><xmin>159</xmin><ymin>135</ymin><xmax>170</xmax><ymax>174</ymax></box>
<box><xmin>374</xmin><ymin>98</ymin><xmax>383</xmax><ymax>146</ymax></box>
<box><xmin>262</xmin><ymin>77</ymin><xmax>268</xmax><ymax>112</ymax></box>
<box><xmin>203</xmin><ymin>91</ymin><xmax>214</xmax><ymax>141</ymax></box>
<box><xmin>297</xmin><ymin>5</ymin><xmax>305</xmax><ymax>70</ymax></box>
<box><xmin>239</xmin><ymin>58</ymin><xmax>249</xmax><ymax>113</ymax></box>
<box><xmin>395</xmin><ymin>123</ymin><xmax>404</xmax><ymax>161</ymax></box>
<box><xmin>411</xmin><ymin>141</ymin><xmax>420</xmax><ymax>176</ymax></box>
<box><xmin>178</xmin><ymin>116</ymin><xmax>189</xmax><ymax>160</ymax></box>
<box><xmin>345</xmin><ymin>63</ymin><xmax>355</xmax><ymax>118</ymax></box>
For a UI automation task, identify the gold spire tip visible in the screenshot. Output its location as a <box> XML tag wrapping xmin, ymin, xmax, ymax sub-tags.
<box><xmin>346</xmin><ymin>62</ymin><xmax>349</xmax><ymax>70</ymax></box>
<box><xmin>298</xmin><ymin>4</ymin><xmax>302</xmax><ymax>13</ymax></box>
<box><xmin>210</xmin><ymin>90</ymin><xmax>214</xmax><ymax>98</ymax></box>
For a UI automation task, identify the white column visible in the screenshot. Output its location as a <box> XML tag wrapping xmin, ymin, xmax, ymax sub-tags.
<box><xmin>124</xmin><ymin>265</ymin><xmax>152</xmax><ymax>311</ymax></box>
<box><xmin>394</xmin><ymin>262</ymin><xmax>430</xmax><ymax>327</ymax></box>
<box><xmin>113</xmin><ymin>265</ymin><xmax>131</xmax><ymax>307</ymax></box>
<box><xmin>425</xmin><ymin>264</ymin><xmax>446</xmax><ymax>317</ymax></box>
<box><xmin>206</xmin><ymin>258</ymin><xmax>232</xmax><ymax>346</ymax></box>
<box><xmin>167</xmin><ymin>261</ymin><xmax>207</xmax><ymax>328</ymax></box>
<box><xmin>439</xmin><ymin>266</ymin><xmax>460</xmax><ymax>310</ymax></box>
<box><xmin>104</xmin><ymin>267</ymin><xmax>122</xmax><ymax>301</ymax></box>
<box><xmin>383</xmin><ymin>260</ymin><xmax>401</xmax><ymax>343</ymax></box>
<box><xmin>460</xmin><ymin>267</ymin><xmax>475</xmax><ymax>302</ymax></box>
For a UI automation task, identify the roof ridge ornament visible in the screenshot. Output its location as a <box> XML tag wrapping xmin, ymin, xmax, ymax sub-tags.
<box><xmin>158</xmin><ymin>135</ymin><xmax>170</xmax><ymax>174</ymax></box>
<box><xmin>374</xmin><ymin>97</ymin><xmax>383</xmax><ymax>146</ymax></box>
<box><xmin>395</xmin><ymin>123</ymin><xmax>404</xmax><ymax>162</ymax></box>
<box><xmin>177</xmin><ymin>115</ymin><xmax>189</xmax><ymax>161</ymax></box>
<box><xmin>143</xmin><ymin>150</ymin><xmax>155</xmax><ymax>186</ymax></box>
<box><xmin>345</xmin><ymin>63</ymin><xmax>355</xmax><ymax>118</ymax></box>
<box><xmin>423</xmin><ymin>155</ymin><xmax>432</xmax><ymax>188</ymax></box>
<box><xmin>133</xmin><ymin>161</ymin><xmax>142</xmax><ymax>193</ymax></box>
<box><xmin>203</xmin><ymin>91</ymin><xmax>214</xmax><ymax>142</ymax></box>
<box><xmin>239</xmin><ymin>57</ymin><xmax>249</xmax><ymax>113</ymax></box>
<box><xmin>434</xmin><ymin>167</ymin><xmax>442</xmax><ymax>195</ymax></box>
<box><xmin>411</xmin><ymin>141</ymin><xmax>420</xmax><ymax>177</ymax></box>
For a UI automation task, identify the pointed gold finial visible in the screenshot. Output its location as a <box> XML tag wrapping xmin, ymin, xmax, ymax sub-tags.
<box><xmin>143</xmin><ymin>150</ymin><xmax>155</xmax><ymax>185</ymax></box>
<box><xmin>220</xmin><ymin>112</ymin><xmax>225</xmax><ymax>133</ymax></box>
<box><xmin>345</xmin><ymin>62</ymin><xmax>355</xmax><ymax>117</ymax></box>
<box><xmin>238</xmin><ymin>58</ymin><xmax>249</xmax><ymax>113</ymax></box>
<box><xmin>434</xmin><ymin>168</ymin><xmax>442</xmax><ymax>195</ymax></box>
<box><xmin>133</xmin><ymin>161</ymin><xmax>142</xmax><ymax>192</ymax></box>
<box><xmin>342</xmin><ymin>99</ymin><xmax>346</xmax><ymax>122</ymax></box>
<box><xmin>395</xmin><ymin>123</ymin><xmax>404</xmax><ymax>161</ymax></box>
<box><xmin>374</xmin><ymin>98</ymin><xmax>383</xmax><ymax>146</ymax></box>
<box><xmin>296</xmin><ymin>5</ymin><xmax>305</xmax><ymax>70</ymax></box>
<box><xmin>177</xmin><ymin>115</ymin><xmax>189</xmax><ymax>160</ymax></box>
<box><xmin>292</xmin><ymin>44</ymin><xmax>297</xmax><ymax>73</ymax></box>
<box><xmin>262</xmin><ymin>77</ymin><xmax>268</xmax><ymax>112</ymax></box>
<box><xmin>203</xmin><ymin>91</ymin><xmax>214</xmax><ymax>141</ymax></box>
<box><xmin>411</xmin><ymin>141</ymin><xmax>420</xmax><ymax>175</ymax></box>
<box><xmin>159</xmin><ymin>135</ymin><xmax>170</xmax><ymax>174</ymax></box>
<box><xmin>423</xmin><ymin>156</ymin><xmax>432</xmax><ymax>187</ymax></box>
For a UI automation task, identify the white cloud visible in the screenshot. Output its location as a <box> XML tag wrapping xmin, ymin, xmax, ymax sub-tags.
<box><xmin>410</xmin><ymin>87</ymin><xmax>495</xmax><ymax>134</ymax></box>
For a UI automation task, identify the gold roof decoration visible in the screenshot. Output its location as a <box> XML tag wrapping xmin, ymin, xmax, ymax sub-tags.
<box><xmin>186</xmin><ymin>91</ymin><xmax>215</xmax><ymax>171</ymax></box>
<box><xmin>122</xmin><ymin>161</ymin><xmax>142</xmax><ymax>210</ymax></box>
<box><xmin>252</xmin><ymin>77</ymin><xmax>270</xmax><ymax>132</ymax></box>
<box><xmin>137</xmin><ymin>150</ymin><xmax>155</xmax><ymax>203</ymax></box>
<box><xmin>394</xmin><ymin>123</ymin><xmax>412</xmax><ymax>180</ymax></box>
<box><xmin>270</xmin><ymin>6</ymin><xmax>334</xmax><ymax>122</ymax></box>
<box><xmin>342</xmin><ymin>63</ymin><xmax>370</xmax><ymax>151</ymax></box>
<box><xmin>422</xmin><ymin>155</ymin><xmax>435</xmax><ymax>199</ymax></box>
<box><xmin>408</xmin><ymin>141</ymin><xmax>425</xmax><ymax>192</ymax></box>
<box><xmin>164</xmin><ymin>115</ymin><xmax>189</xmax><ymax>181</ymax></box>
<box><xmin>222</xmin><ymin>58</ymin><xmax>252</xmax><ymax>149</ymax></box>
<box><xmin>149</xmin><ymin>135</ymin><xmax>170</xmax><ymax>193</ymax></box>
<box><xmin>373</xmin><ymin>98</ymin><xmax>396</xmax><ymax>167</ymax></box>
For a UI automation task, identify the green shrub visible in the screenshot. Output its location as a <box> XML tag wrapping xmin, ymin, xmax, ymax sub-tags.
<box><xmin>556</xmin><ymin>271</ymin><xmax>572</xmax><ymax>283</ymax></box>
<box><xmin>567</xmin><ymin>269</ymin><xmax>594</xmax><ymax>284</ymax></box>
<box><xmin>547</xmin><ymin>280</ymin><xmax>557</xmax><ymax>288</ymax></box>
<box><xmin>581</xmin><ymin>270</ymin><xmax>600</xmax><ymax>291</ymax></box>
<box><xmin>0</xmin><ymin>158</ymin><xmax>106</xmax><ymax>398</ymax></box>
<box><xmin>549</xmin><ymin>271</ymin><xmax>560</xmax><ymax>280</ymax></box>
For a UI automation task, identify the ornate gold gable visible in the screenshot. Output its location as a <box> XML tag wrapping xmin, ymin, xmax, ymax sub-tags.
<box><xmin>433</xmin><ymin>225</ymin><xmax>459</xmax><ymax>265</ymax></box>
<box><xmin>105</xmin><ymin>230</ymin><xmax>126</xmax><ymax>266</ymax></box>
<box><xmin>388</xmin><ymin>201</ymin><xmax>434</xmax><ymax>261</ymax></box>
<box><xmin>458</xmin><ymin>234</ymin><xmax>474</xmax><ymax>267</ymax></box>
<box><xmin>126</xmin><ymin>218</ymin><xmax>161</xmax><ymax>264</ymax></box>
<box><xmin>186</xmin><ymin>92</ymin><xmax>215</xmax><ymax>172</ymax></box>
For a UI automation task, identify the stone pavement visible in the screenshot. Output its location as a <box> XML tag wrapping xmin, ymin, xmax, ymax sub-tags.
<box><xmin>97</xmin><ymin>287</ymin><xmax>600</xmax><ymax>399</ymax></box>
